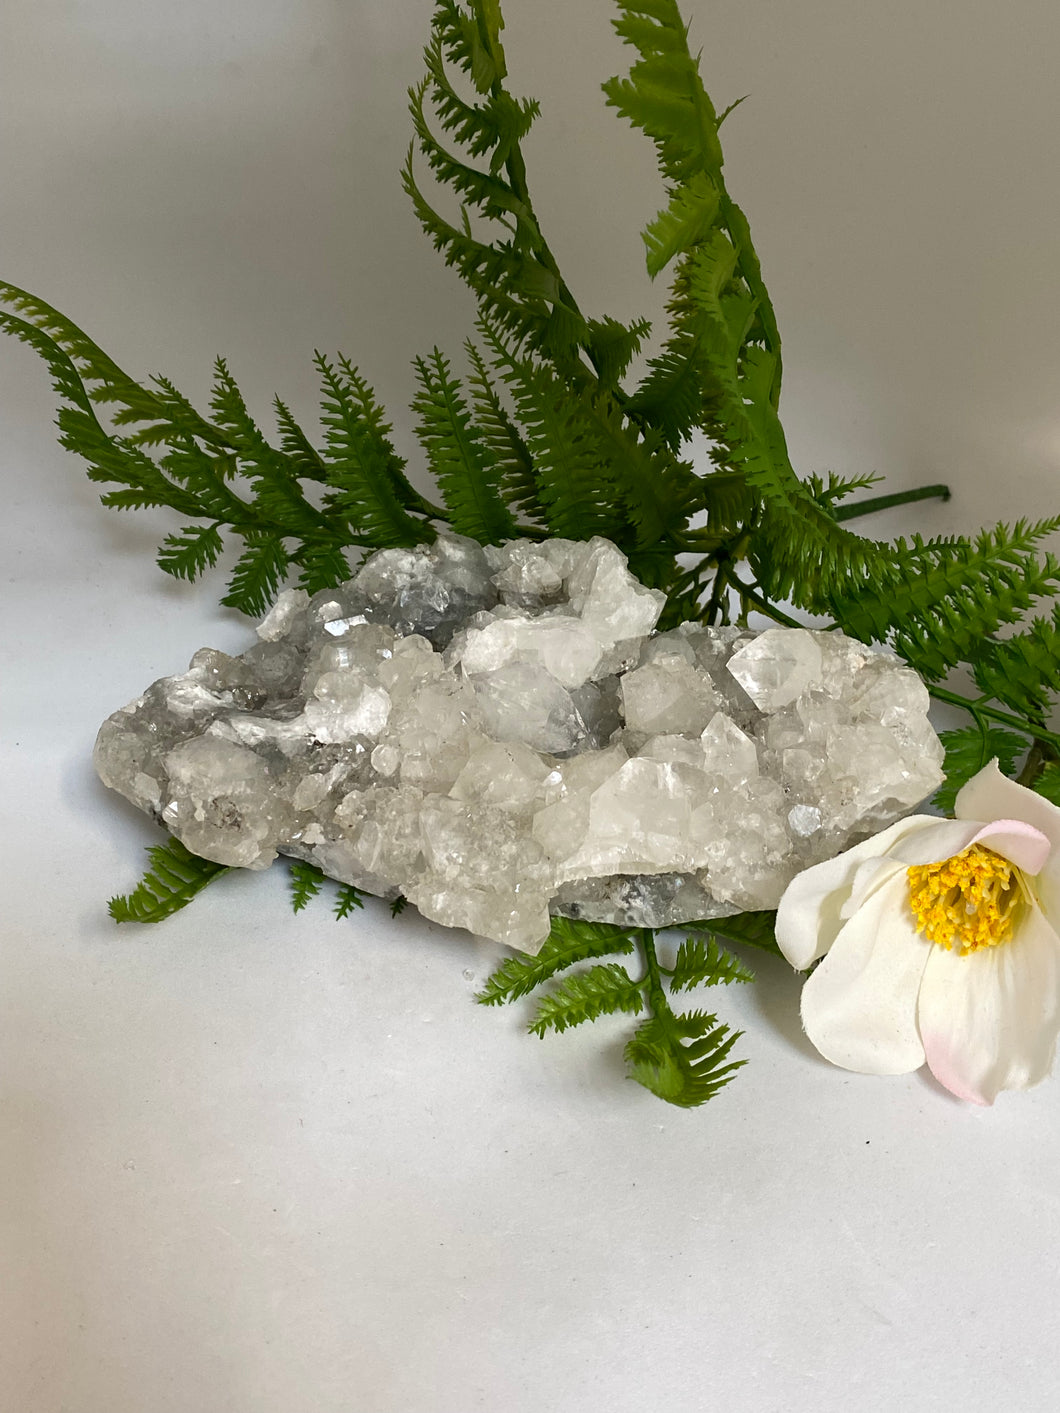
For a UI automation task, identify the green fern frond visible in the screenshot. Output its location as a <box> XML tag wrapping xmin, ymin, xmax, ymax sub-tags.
<box><xmin>156</xmin><ymin>523</ymin><xmax>225</xmax><ymax>581</ymax></box>
<box><xmin>390</xmin><ymin>895</ymin><xmax>409</xmax><ymax>917</ymax></box>
<box><xmin>584</xmin><ymin>315</ymin><xmax>653</xmax><ymax>390</ymax></box>
<box><xmin>806</xmin><ymin>469</ymin><xmax>885</xmax><ymax>508</ymax></box>
<box><xmin>625</xmin><ymin>1008</ymin><xmax>745</xmax><ymax>1107</ymax></box>
<box><xmin>464</xmin><ymin>337</ymin><xmax>546</xmax><ymax>526</ymax></box>
<box><xmin>932</xmin><ymin>727</ymin><xmax>1029</xmax><ymax>813</ymax></box>
<box><xmin>668</xmin><ymin>935</ymin><xmax>755</xmax><ymax>992</ymax></box>
<box><xmin>1032</xmin><ymin>762</ymin><xmax>1060</xmax><ymax>806</ymax></box>
<box><xmin>291</xmin><ymin>539</ymin><xmax>355</xmax><ymax>597</ymax></box>
<box><xmin>479</xmin><ymin>314</ymin><xmax>697</xmax><ymax>551</ymax></box>
<box><xmin>684</xmin><ymin>909</ymin><xmax>781</xmax><ymax>959</ymax></box>
<box><xmin>643</xmin><ymin>171</ymin><xmax>722</xmax><ymax>280</ymax></box>
<box><xmin>528</xmin><ymin>963</ymin><xmax>645</xmax><ymax>1037</ymax></box>
<box><xmin>221</xmin><ymin>533</ymin><xmax>291</xmax><ymax>618</ymax></box>
<box><xmin>0</xmin><ymin>282</ymin><xmax>187</xmax><ymax>433</ymax></box>
<box><xmin>421</xmin><ymin>21</ymin><xmax>536</xmax><ymax>163</ymax></box>
<box><xmin>335</xmin><ymin>884</ymin><xmax>366</xmax><ymax>919</ymax></box>
<box><xmin>476</xmin><ymin>919</ymin><xmax>636</xmax><ymax>1006</ymax></box>
<box><xmin>828</xmin><ymin>520</ymin><xmax>1060</xmax><ymax>680</ymax></box>
<box><xmin>583</xmin><ymin>393</ymin><xmax>698</xmax><ymax>549</ymax></box>
<box><xmin>412</xmin><ymin>347</ymin><xmax>519</xmax><ymax>541</ymax></box>
<box><xmin>407</xmin><ymin>3</ymin><xmax>591</xmax><ymax>366</ymax></box>
<box><xmin>289</xmin><ymin>859</ymin><xmax>326</xmax><ymax>913</ymax></box>
<box><xmin>605</xmin><ymin>2</ymin><xmax>782</xmax><ymax>389</ymax></box>
<box><xmin>315</xmin><ymin>352</ymin><xmax>433</xmax><ymax>547</ymax></box>
<box><xmin>485</xmin><ymin>337</ymin><xmax>628</xmax><ymax>542</ymax></box>
<box><xmin>109</xmin><ymin>836</ymin><xmax>229</xmax><ymax>924</ymax></box>
<box><xmin>273</xmin><ymin>397</ymin><xmax>328</xmax><ymax>482</ymax></box>
<box><xmin>209</xmin><ymin>358</ymin><xmax>327</xmax><ymax>541</ymax></box>
<box><xmin>972</xmin><ymin>602</ymin><xmax>1060</xmax><ymax>715</ymax></box>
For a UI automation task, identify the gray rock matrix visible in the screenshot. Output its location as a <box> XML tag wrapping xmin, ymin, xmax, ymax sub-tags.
<box><xmin>95</xmin><ymin>534</ymin><xmax>944</xmax><ymax>952</ymax></box>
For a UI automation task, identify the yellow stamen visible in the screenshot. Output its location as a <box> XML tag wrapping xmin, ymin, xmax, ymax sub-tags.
<box><xmin>908</xmin><ymin>843</ymin><xmax>1025</xmax><ymax>956</ymax></box>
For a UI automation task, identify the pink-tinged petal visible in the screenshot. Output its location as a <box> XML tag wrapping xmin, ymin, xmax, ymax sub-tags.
<box><xmin>965</xmin><ymin>819</ymin><xmax>1050</xmax><ymax>875</ymax></box>
<box><xmin>776</xmin><ymin>816</ymin><xmax>936</xmax><ymax>969</ymax></box>
<box><xmin>956</xmin><ymin>760</ymin><xmax>1060</xmax><ymax>918</ymax></box>
<box><xmin>800</xmin><ymin>873</ymin><xmax>930</xmax><ymax>1075</ymax></box>
<box><xmin>918</xmin><ymin>902</ymin><xmax>1060</xmax><ymax>1105</ymax></box>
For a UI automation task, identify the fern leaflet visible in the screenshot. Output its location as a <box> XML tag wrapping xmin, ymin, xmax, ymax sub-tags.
<box><xmin>109</xmin><ymin>837</ymin><xmax>229</xmax><ymax>924</ymax></box>
<box><xmin>528</xmin><ymin>963</ymin><xmax>645</xmax><ymax>1037</ymax></box>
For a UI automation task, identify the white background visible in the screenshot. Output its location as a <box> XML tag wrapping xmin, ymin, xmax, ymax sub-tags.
<box><xmin>3</xmin><ymin>3</ymin><xmax>1060</xmax><ymax>1410</ymax></box>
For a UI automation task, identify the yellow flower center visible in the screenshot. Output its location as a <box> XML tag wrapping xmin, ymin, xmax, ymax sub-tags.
<box><xmin>907</xmin><ymin>843</ymin><xmax>1026</xmax><ymax>955</ymax></box>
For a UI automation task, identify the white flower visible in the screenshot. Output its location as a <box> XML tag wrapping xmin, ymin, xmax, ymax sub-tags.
<box><xmin>775</xmin><ymin>761</ymin><xmax>1060</xmax><ymax>1104</ymax></box>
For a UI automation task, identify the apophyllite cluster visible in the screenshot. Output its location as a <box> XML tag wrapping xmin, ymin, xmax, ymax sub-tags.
<box><xmin>96</xmin><ymin>534</ymin><xmax>944</xmax><ymax>953</ymax></box>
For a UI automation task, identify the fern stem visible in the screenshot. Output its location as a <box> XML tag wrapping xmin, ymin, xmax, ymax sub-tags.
<box><xmin>639</xmin><ymin>928</ymin><xmax>667</xmax><ymax>1013</ymax></box>
<box><xmin>929</xmin><ymin>685</ymin><xmax>1060</xmax><ymax>751</ymax></box>
<box><xmin>831</xmin><ymin>483</ymin><xmax>952</xmax><ymax>523</ymax></box>
<box><xmin>726</xmin><ymin>574</ymin><xmax>806</xmax><ymax>629</ymax></box>
<box><xmin>704</xmin><ymin>563</ymin><xmax>731</xmax><ymax>625</ymax></box>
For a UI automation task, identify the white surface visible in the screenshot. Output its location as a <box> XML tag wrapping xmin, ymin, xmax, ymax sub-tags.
<box><xmin>3</xmin><ymin>3</ymin><xmax>1060</xmax><ymax>1410</ymax></box>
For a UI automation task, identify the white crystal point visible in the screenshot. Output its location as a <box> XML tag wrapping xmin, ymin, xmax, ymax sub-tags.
<box><xmin>486</xmin><ymin>537</ymin><xmax>576</xmax><ymax>607</ymax></box>
<box><xmin>303</xmin><ymin>671</ymin><xmax>391</xmax><ymax>742</ymax></box>
<box><xmin>95</xmin><ymin>534</ymin><xmax>945</xmax><ymax>952</ymax></box>
<box><xmin>556</xmin><ymin>758</ymin><xmax>706</xmax><ymax>880</ymax></box>
<box><xmin>257</xmin><ymin>588</ymin><xmax>310</xmax><ymax>642</ymax></box>
<box><xmin>567</xmin><ymin>537</ymin><xmax>665</xmax><ymax>644</ymax></box>
<box><xmin>161</xmin><ymin>736</ymin><xmax>283</xmax><ymax>869</ymax></box>
<box><xmin>727</xmin><ymin>627</ymin><xmax>822</xmax><ymax>710</ymax></box>
<box><xmin>699</xmin><ymin>712</ymin><xmax>759</xmax><ymax>782</ymax></box>
<box><xmin>620</xmin><ymin>653</ymin><xmax>721</xmax><ymax>735</ymax></box>
<box><xmin>449</xmin><ymin>738</ymin><xmax>552</xmax><ymax>812</ymax></box>
<box><xmin>457</xmin><ymin>613</ymin><xmax>604</xmax><ymax>688</ymax></box>
<box><xmin>469</xmin><ymin>662</ymin><xmax>585</xmax><ymax>754</ymax></box>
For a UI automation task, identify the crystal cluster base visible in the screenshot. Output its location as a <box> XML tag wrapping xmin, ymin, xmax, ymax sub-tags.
<box><xmin>95</xmin><ymin>535</ymin><xmax>944</xmax><ymax>951</ymax></box>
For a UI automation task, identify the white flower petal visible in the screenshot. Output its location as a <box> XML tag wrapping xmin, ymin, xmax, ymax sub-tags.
<box><xmin>800</xmin><ymin>873</ymin><xmax>930</xmax><ymax>1075</ymax></box>
<box><xmin>881</xmin><ymin>819</ymin><xmax>984</xmax><ymax>867</ymax></box>
<box><xmin>955</xmin><ymin>759</ymin><xmax>1060</xmax><ymax>918</ymax></box>
<box><xmin>840</xmin><ymin>857</ymin><xmax>904</xmax><ymax>920</ymax></box>
<box><xmin>776</xmin><ymin>815</ymin><xmax>936</xmax><ymax>969</ymax></box>
<box><xmin>918</xmin><ymin>901</ymin><xmax>1060</xmax><ymax>1105</ymax></box>
<box><xmin>965</xmin><ymin>819</ymin><xmax>1050</xmax><ymax>875</ymax></box>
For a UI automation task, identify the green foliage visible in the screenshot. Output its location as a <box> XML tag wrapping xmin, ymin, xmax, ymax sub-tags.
<box><xmin>1032</xmin><ymin>762</ymin><xmax>1060</xmax><ymax>806</ymax></box>
<box><xmin>528</xmin><ymin>963</ymin><xmax>645</xmax><ymax>1036</ymax></box>
<box><xmin>684</xmin><ymin>909</ymin><xmax>782</xmax><ymax>960</ymax></box>
<box><xmin>479</xmin><ymin>922</ymin><xmax>752</xmax><ymax>1107</ymax></box>
<box><xmin>972</xmin><ymin>602</ymin><xmax>1060</xmax><ymax>716</ymax></box>
<box><xmin>285</xmin><ymin>862</ymin><xmax>366</xmax><ymax>919</ymax></box>
<box><xmin>625</xmin><ymin>1008</ymin><xmax>745</xmax><ymax>1108</ymax></box>
<box><xmin>289</xmin><ymin>860</ymin><xmax>326</xmax><ymax>913</ymax></box>
<box><xmin>313</xmin><ymin>353</ymin><xmax>435</xmax><ymax>548</ymax></box>
<box><xmin>412</xmin><ymin>347</ymin><xmax>519</xmax><ymax>541</ymax></box>
<box><xmin>828</xmin><ymin>520</ymin><xmax>1060</xmax><ymax>682</ymax></box>
<box><xmin>476</xmin><ymin>918</ymin><xmax>637</xmax><ymax>1006</ymax></box>
<box><xmin>0</xmin><ymin>281</ymin><xmax>443</xmax><ymax>615</ymax></box>
<box><xmin>932</xmin><ymin>727</ymin><xmax>1029</xmax><ymax>814</ymax></box>
<box><xmin>668</xmin><ymin>936</ymin><xmax>755</xmax><ymax>993</ymax></box>
<box><xmin>109</xmin><ymin>837</ymin><xmax>230</xmax><ymax>924</ymax></box>
<box><xmin>336</xmin><ymin>885</ymin><xmax>367</xmax><ymax>919</ymax></box>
